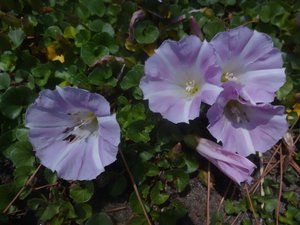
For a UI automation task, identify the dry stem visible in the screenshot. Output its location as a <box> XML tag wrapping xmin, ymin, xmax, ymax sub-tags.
<box><xmin>119</xmin><ymin>149</ymin><xmax>152</xmax><ymax>225</ymax></box>
<box><xmin>3</xmin><ymin>164</ymin><xmax>42</xmax><ymax>214</ymax></box>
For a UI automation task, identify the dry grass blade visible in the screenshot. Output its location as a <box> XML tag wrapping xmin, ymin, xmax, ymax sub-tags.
<box><xmin>276</xmin><ymin>147</ymin><xmax>284</xmax><ymax>225</ymax></box>
<box><xmin>206</xmin><ymin>162</ymin><xmax>211</xmax><ymax>225</ymax></box>
<box><xmin>244</xmin><ymin>184</ymin><xmax>259</xmax><ymax>225</ymax></box>
<box><xmin>218</xmin><ymin>181</ymin><xmax>232</xmax><ymax>211</ymax></box>
<box><xmin>119</xmin><ymin>149</ymin><xmax>152</xmax><ymax>225</ymax></box>
<box><xmin>3</xmin><ymin>164</ymin><xmax>42</xmax><ymax>214</ymax></box>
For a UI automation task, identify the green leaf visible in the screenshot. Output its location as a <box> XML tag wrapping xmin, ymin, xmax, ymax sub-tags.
<box><xmin>129</xmin><ymin>193</ymin><xmax>150</xmax><ymax>214</ymax></box>
<box><xmin>0</xmin><ymin>86</ymin><xmax>36</xmax><ymax>119</ymax></box>
<box><xmin>264</xmin><ymin>198</ymin><xmax>278</xmax><ymax>213</ymax></box>
<box><xmin>75</xmin><ymin>27</ymin><xmax>91</xmax><ymax>47</ymax></box>
<box><xmin>203</xmin><ymin>20</ymin><xmax>225</xmax><ymax>40</ymax></box>
<box><xmin>40</xmin><ymin>203</ymin><xmax>60</xmax><ymax>221</ymax></box>
<box><xmin>127</xmin><ymin>216</ymin><xmax>147</xmax><ymax>225</ymax></box>
<box><xmin>174</xmin><ymin>170</ymin><xmax>189</xmax><ymax>192</ymax></box>
<box><xmin>14</xmin><ymin>166</ymin><xmax>35</xmax><ymax>187</ymax></box>
<box><xmin>70</xmin><ymin>181</ymin><xmax>94</xmax><ymax>203</ymax></box>
<box><xmin>184</xmin><ymin>154</ymin><xmax>199</xmax><ymax>173</ymax></box>
<box><xmin>120</xmin><ymin>64</ymin><xmax>144</xmax><ymax>90</ymax></box>
<box><xmin>45</xmin><ymin>26</ymin><xmax>62</xmax><ymax>39</ymax></box>
<box><xmin>8</xmin><ymin>28</ymin><xmax>25</xmax><ymax>49</ymax></box>
<box><xmin>64</xmin><ymin>26</ymin><xmax>77</xmax><ymax>39</ymax></box>
<box><xmin>134</xmin><ymin>20</ymin><xmax>159</xmax><ymax>44</ymax></box>
<box><xmin>4</xmin><ymin>141</ymin><xmax>35</xmax><ymax>168</ymax></box>
<box><xmin>88</xmin><ymin>67</ymin><xmax>113</xmax><ymax>86</ymax></box>
<box><xmin>80</xmin><ymin>0</ymin><xmax>105</xmax><ymax>17</ymax></box>
<box><xmin>0</xmin><ymin>72</ymin><xmax>11</xmax><ymax>90</ymax></box>
<box><xmin>277</xmin><ymin>76</ymin><xmax>293</xmax><ymax>100</ymax></box>
<box><xmin>0</xmin><ymin>51</ymin><xmax>17</xmax><ymax>72</ymax></box>
<box><xmin>126</xmin><ymin>121</ymin><xmax>154</xmax><ymax>143</ymax></box>
<box><xmin>0</xmin><ymin>184</ymin><xmax>17</xmax><ymax>211</ymax></box>
<box><xmin>75</xmin><ymin>204</ymin><xmax>92</xmax><ymax>224</ymax></box>
<box><xmin>27</xmin><ymin>197</ymin><xmax>46</xmax><ymax>211</ymax></box>
<box><xmin>224</xmin><ymin>200</ymin><xmax>237</xmax><ymax>214</ymax></box>
<box><xmin>146</xmin><ymin>163</ymin><xmax>160</xmax><ymax>177</ymax></box>
<box><xmin>15</xmin><ymin>128</ymin><xmax>28</xmax><ymax>142</ymax></box>
<box><xmin>150</xmin><ymin>181</ymin><xmax>169</xmax><ymax>205</ymax></box>
<box><xmin>85</xmin><ymin>212</ymin><xmax>113</xmax><ymax>225</ymax></box>
<box><xmin>80</xmin><ymin>43</ymin><xmax>109</xmax><ymax>65</ymax></box>
<box><xmin>31</xmin><ymin>63</ymin><xmax>52</xmax><ymax>87</ymax></box>
<box><xmin>109</xmin><ymin>176</ymin><xmax>127</xmax><ymax>196</ymax></box>
<box><xmin>44</xmin><ymin>168</ymin><xmax>57</xmax><ymax>184</ymax></box>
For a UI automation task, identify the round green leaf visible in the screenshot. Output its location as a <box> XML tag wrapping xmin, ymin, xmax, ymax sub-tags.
<box><xmin>80</xmin><ymin>43</ymin><xmax>109</xmax><ymax>65</ymax></box>
<box><xmin>75</xmin><ymin>204</ymin><xmax>92</xmax><ymax>224</ymax></box>
<box><xmin>80</xmin><ymin>0</ymin><xmax>105</xmax><ymax>17</ymax></box>
<box><xmin>40</xmin><ymin>203</ymin><xmax>60</xmax><ymax>221</ymax></box>
<box><xmin>0</xmin><ymin>72</ymin><xmax>11</xmax><ymax>90</ymax></box>
<box><xmin>134</xmin><ymin>20</ymin><xmax>159</xmax><ymax>44</ymax></box>
<box><xmin>70</xmin><ymin>181</ymin><xmax>94</xmax><ymax>203</ymax></box>
<box><xmin>85</xmin><ymin>212</ymin><xmax>113</xmax><ymax>225</ymax></box>
<box><xmin>8</xmin><ymin>28</ymin><xmax>25</xmax><ymax>49</ymax></box>
<box><xmin>0</xmin><ymin>86</ymin><xmax>36</xmax><ymax>119</ymax></box>
<box><xmin>150</xmin><ymin>181</ymin><xmax>169</xmax><ymax>205</ymax></box>
<box><xmin>0</xmin><ymin>51</ymin><xmax>17</xmax><ymax>72</ymax></box>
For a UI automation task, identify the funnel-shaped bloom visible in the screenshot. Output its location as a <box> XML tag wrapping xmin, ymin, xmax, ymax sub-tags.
<box><xmin>210</xmin><ymin>26</ymin><xmax>285</xmax><ymax>103</ymax></box>
<box><xmin>140</xmin><ymin>35</ymin><xmax>222</xmax><ymax>123</ymax></box>
<box><xmin>196</xmin><ymin>138</ymin><xmax>256</xmax><ymax>185</ymax></box>
<box><xmin>207</xmin><ymin>83</ymin><xmax>288</xmax><ymax>156</ymax></box>
<box><xmin>26</xmin><ymin>86</ymin><xmax>120</xmax><ymax>180</ymax></box>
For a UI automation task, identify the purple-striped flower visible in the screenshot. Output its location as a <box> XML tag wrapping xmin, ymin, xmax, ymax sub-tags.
<box><xmin>196</xmin><ymin>138</ymin><xmax>256</xmax><ymax>185</ymax></box>
<box><xmin>207</xmin><ymin>83</ymin><xmax>288</xmax><ymax>156</ymax></box>
<box><xmin>140</xmin><ymin>35</ymin><xmax>222</xmax><ymax>123</ymax></box>
<box><xmin>210</xmin><ymin>26</ymin><xmax>285</xmax><ymax>103</ymax></box>
<box><xmin>26</xmin><ymin>86</ymin><xmax>120</xmax><ymax>181</ymax></box>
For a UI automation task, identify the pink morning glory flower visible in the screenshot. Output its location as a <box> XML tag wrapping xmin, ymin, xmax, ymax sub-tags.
<box><xmin>207</xmin><ymin>82</ymin><xmax>288</xmax><ymax>156</ymax></box>
<box><xmin>26</xmin><ymin>86</ymin><xmax>120</xmax><ymax>181</ymax></box>
<box><xmin>210</xmin><ymin>26</ymin><xmax>285</xmax><ymax>103</ymax></box>
<box><xmin>140</xmin><ymin>35</ymin><xmax>223</xmax><ymax>123</ymax></box>
<box><xmin>196</xmin><ymin>138</ymin><xmax>256</xmax><ymax>185</ymax></box>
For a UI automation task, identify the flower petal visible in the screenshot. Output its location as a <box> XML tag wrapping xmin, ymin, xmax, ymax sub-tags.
<box><xmin>238</xmin><ymin>68</ymin><xmax>285</xmax><ymax>103</ymax></box>
<box><xmin>207</xmin><ymin>85</ymin><xmax>288</xmax><ymax>156</ymax></box>
<box><xmin>56</xmin><ymin>86</ymin><xmax>111</xmax><ymax>116</ymax></box>
<box><xmin>98</xmin><ymin>114</ymin><xmax>121</xmax><ymax>146</ymax></box>
<box><xmin>196</xmin><ymin>138</ymin><xmax>256</xmax><ymax>185</ymax></box>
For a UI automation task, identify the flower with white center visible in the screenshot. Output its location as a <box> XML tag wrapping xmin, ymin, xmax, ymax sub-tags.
<box><xmin>210</xmin><ymin>26</ymin><xmax>285</xmax><ymax>103</ymax></box>
<box><xmin>26</xmin><ymin>86</ymin><xmax>120</xmax><ymax>180</ymax></box>
<box><xmin>207</xmin><ymin>82</ymin><xmax>288</xmax><ymax>156</ymax></box>
<box><xmin>140</xmin><ymin>35</ymin><xmax>223</xmax><ymax>123</ymax></box>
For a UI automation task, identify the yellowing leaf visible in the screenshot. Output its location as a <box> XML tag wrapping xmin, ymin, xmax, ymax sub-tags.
<box><xmin>46</xmin><ymin>44</ymin><xmax>65</xmax><ymax>63</ymax></box>
<box><xmin>142</xmin><ymin>43</ymin><xmax>156</xmax><ymax>56</ymax></box>
<box><xmin>292</xmin><ymin>103</ymin><xmax>300</xmax><ymax>116</ymax></box>
<box><xmin>287</xmin><ymin>103</ymin><xmax>300</xmax><ymax>116</ymax></box>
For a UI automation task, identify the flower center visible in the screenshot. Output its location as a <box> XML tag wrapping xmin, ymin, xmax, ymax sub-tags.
<box><xmin>63</xmin><ymin>111</ymin><xmax>98</xmax><ymax>142</ymax></box>
<box><xmin>185</xmin><ymin>80</ymin><xmax>199</xmax><ymax>96</ymax></box>
<box><xmin>221</xmin><ymin>72</ymin><xmax>237</xmax><ymax>83</ymax></box>
<box><xmin>224</xmin><ymin>100</ymin><xmax>249</xmax><ymax>124</ymax></box>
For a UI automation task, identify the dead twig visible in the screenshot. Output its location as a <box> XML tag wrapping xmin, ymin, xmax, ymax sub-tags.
<box><xmin>34</xmin><ymin>182</ymin><xmax>58</xmax><ymax>191</ymax></box>
<box><xmin>276</xmin><ymin>148</ymin><xmax>284</xmax><ymax>225</ymax></box>
<box><xmin>3</xmin><ymin>164</ymin><xmax>42</xmax><ymax>214</ymax></box>
<box><xmin>218</xmin><ymin>181</ymin><xmax>232</xmax><ymax>212</ymax></box>
<box><xmin>206</xmin><ymin>162</ymin><xmax>211</xmax><ymax>225</ymax></box>
<box><xmin>104</xmin><ymin>205</ymin><xmax>128</xmax><ymax>213</ymax></box>
<box><xmin>119</xmin><ymin>149</ymin><xmax>152</xmax><ymax>225</ymax></box>
<box><xmin>244</xmin><ymin>185</ymin><xmax>259</xmax><ymax>225</ymax></box>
